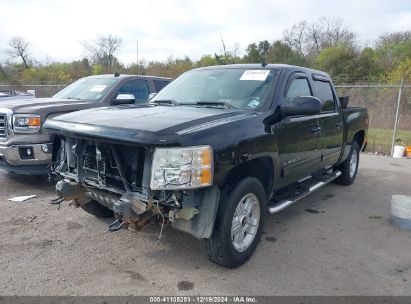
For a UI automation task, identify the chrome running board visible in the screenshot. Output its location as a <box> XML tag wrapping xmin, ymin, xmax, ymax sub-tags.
<box><xmin>268</xmin><ymin>170</ymin><xmax>342</xmax><ymax>214</ymax></box>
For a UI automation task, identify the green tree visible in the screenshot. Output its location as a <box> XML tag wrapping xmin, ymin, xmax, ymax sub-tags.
<box><xmin>266</xmin><ymin>41</ymin><xmax>307</xmax><ymax>66</ymax></box>
<box><xmin>316</xmin><ymin>44</ymin><xmax>358</xmax><ymax>81</ymax></box>
<box><xmin>92</xmin><ymin>64</ymin><xmax>103</xmax><ymax>75</ymax></box>
<box><xmin>243</xmin><ymin>43</ymin><xmax>261</xmax><ymax>63</ymax></box>
<box><xmin>196</xmin><ymin>55</ymin><xmax>218</xmax><ymax>67</ymax></box>
<box><xmin>374</xmin><ymin>31</ymin><xmax>411</xmax><ymax>73</ymax></box>
<box><xmin>386</xmin><ymin>58</ymin><xmax>411</xmax><ymax>83</ymax></box>
<box><xmin>354</xmin><ymin>48</ymin><xmax>382</xmax><ymax>81</ymax></box>
<box><xmin>258</xmin><ymin>40</ymin><xmax>270</xmax><ymax>64</ymax></box>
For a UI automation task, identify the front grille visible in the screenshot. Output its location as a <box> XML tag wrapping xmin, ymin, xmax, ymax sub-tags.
<box><xmin>61</xmin><ymin>137</ymin><xmax>147</xmax><ymax>193</ymax></box>
<box><xmin>0</xmin><ymin>113</ymin><xmax>7</xmax><ymax>138</ymax></box>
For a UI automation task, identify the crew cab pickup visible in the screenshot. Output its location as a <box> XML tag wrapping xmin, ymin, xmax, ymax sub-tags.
<box><xmin>44</xmin><ymin>64</ymin><xmax>368</xmax><ymax>267</ymax></box>
<box><xmin>0</xmin><ymin>74</ymin><xmax>171</xmax><ymax>175</ymax></box>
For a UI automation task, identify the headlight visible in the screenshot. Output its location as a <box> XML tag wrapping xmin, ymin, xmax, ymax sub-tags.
<box><xmin>150</xmin><ymin>146</ymin><xmax>213</xmax><ymax>190</ymax></box>
<box><xmin>13</xmin><ymin>114</ymin><xmax>41</xmax><ymax>133</ymax></box>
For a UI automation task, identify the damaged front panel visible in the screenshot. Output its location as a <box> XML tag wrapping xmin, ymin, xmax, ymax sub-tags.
<box><xmin>53</xmin><ymin>135</ymin><xmax>219</xmax><ymax>239</ymax></box>
<box><xmin>57</xmin><ymin>136</ymin><xmax>148</xmax><ymax>195</ymax></box>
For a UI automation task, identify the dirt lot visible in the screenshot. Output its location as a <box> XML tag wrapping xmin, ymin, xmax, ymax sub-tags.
<box><xmin>0</xmin><ymin>154</ymin><xmax>410</xmax><ymax>296</ymax></box>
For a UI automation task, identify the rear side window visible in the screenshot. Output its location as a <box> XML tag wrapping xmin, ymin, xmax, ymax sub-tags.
<box><xmin>285</xmin><ymin>78</ymin><xmax>312</xmax><ymax>105</ymax></box>
<box><xmin>313</xmin><ymin>80</ymin><xmax>336</xmax><ymax>112</ymax></box>
<box><xmin>153</xmin><ymin>80</ymin><xmax>170</xmax><ymax>92</ymax></box>
<box><xmin>117</xmin><ymin>79</ymin><xmax>149</xmax><ymax>103</ymax></box>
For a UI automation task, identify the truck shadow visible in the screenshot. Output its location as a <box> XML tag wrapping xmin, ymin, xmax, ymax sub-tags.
<box><xmin>5</xmin><ymin>172</ymin><xmax>51</xmax><ymax>186</ymax></box>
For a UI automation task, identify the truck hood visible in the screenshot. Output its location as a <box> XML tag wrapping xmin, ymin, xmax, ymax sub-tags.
<box><xmin>44</xmin><ymin>104</ymin><xmax>254</xmax><ymax>145</ymax></box>
<box><xmin>0</xmin><ymin>98</ymin><xmax>96</xmax><ymax>115</ymax></box>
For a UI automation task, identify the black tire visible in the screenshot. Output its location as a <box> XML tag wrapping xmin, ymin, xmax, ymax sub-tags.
<box><xmin>334</xmin><ymin>141</ymin><xmax>360</xmax><ymax>185</ymax></box>
<box><xmin>200</xmin><ymin>177</ymin><xmax>266</xmax><ymax>268</ymax></box>
<box><xmin>80</xmin><ymin>199</ymin><xmax>114</xmax><ymax>218</ymax></box>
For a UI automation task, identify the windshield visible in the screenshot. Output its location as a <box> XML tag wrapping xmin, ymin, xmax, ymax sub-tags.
<box><xmin>151</xmin><ymin>68</ymin><xmax>280</xmax><ymax>109</ymax></box>
<box><xmin>53</xmin><ymin>77</ymin><xmax>119</xmax><ymax>102</ymax></box>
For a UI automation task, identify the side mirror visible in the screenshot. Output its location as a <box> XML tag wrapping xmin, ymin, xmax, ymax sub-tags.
<box><xmin>113</xmin><ymin>93</ymin><xmax>135</xmax><ymax>105</ymax></box>
<box><xmin>148</xmin><ymin>92</ymin><xmax>157</xmax><ymax>101</ymax></box>
<box><xmin>281</xmin><ymin>96</ymin><xmax>322</xmax><ymax>116</ymax></box>
<box><xmin>339</xmin><ymin>96</ymin><xmax>349</xmax><ymax>109</ymax></box>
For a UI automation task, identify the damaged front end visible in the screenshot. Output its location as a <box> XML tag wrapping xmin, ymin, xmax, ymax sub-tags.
<box><xmin>52</xmin><ymin>136</ymin><xmax>220</xmax><ymax>239</ymax></box>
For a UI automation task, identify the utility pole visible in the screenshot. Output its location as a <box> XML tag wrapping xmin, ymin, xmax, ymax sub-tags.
<box><xmin>136</xmin><ymin>40</ymin><xmax>139</xmax><ymax>75</ymax></box>
<box><xmin>391</xmin><ymin>77</ymin><xmax>404</xmax><ymax>157</ymax></box>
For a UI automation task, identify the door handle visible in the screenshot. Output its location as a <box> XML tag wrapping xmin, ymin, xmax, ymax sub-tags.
<box><xmin>335</xmin><ymin>122</ymin><xmax>343</xmax><ymax>128</ymax></box>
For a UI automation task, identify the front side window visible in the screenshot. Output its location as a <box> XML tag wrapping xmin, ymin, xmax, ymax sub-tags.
<box><xmin>284</xmin><ymin>78</ymin><xmax>312</xmax><ymax>105</ymax></box>
<box><xmin>117</xmin><ymin>79</ymin><xmax>149</xmax><ymax>104</ymax></box>
<box><xmin>54</xmin><ymin>77</ymin><xmax>119</xmax><ymax>102</ymax></box>
<box><xmin>151</xmin><ymin>68</ymin><xmax>280</xmax><ymax>110</ymax></box>
<box><xmin>313</xmin><ymin>80</ymin><xmax>336</xmax><ymax>112</ymax></box>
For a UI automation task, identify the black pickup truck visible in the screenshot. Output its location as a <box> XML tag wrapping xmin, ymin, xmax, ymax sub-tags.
<box><xmin>45</xmin><ymin>64</ymin><xmax>368</xmax><ymax>267</ymax></box>
<box><xmin>0</xmin><ymin>74</ymin><xmax>171</xmax><ymax>175</ymax></box>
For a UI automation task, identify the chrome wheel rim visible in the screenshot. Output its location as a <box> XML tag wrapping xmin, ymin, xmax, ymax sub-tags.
<box><xmin>349</xmin><ymin>149</ymin><xmax>358</xmax><ymax>178</ymax></box>
<box><xmin>231</xmin><ymin>193</ymin><xmax>261</xmax><ymax>253</ymax></box>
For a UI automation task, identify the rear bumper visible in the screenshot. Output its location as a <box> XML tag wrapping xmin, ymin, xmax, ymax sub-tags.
<box><xmin>0</xmin><ymin>143</ymin><xmax>52</xmax><ymax>175</ymax></box>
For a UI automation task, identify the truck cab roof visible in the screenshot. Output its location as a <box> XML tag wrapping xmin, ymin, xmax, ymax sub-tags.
<box><xmin>86</xmin><ymin>74</ymin><xmax>172</xmax><ymax>81</ymax></box>
<box><xmin>193</xmin><ymin>63</ymin><xmax>331</xmax><ymax>80</ymax></box>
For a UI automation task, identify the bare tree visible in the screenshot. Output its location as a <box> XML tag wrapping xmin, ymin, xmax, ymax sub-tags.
<box><xmin>82</xmin><ymin>35</ymin><xmax>122</xmax><ymax>71</ymax></box>
<box><xmin>232</xmin><ymin>42</ymin><xmax>240</xmax><ymax>59</ymax></box>
<box><xmin>375</xmin><ymin>31</ymin><xmax>411</xmax><ymax>70</ymax></box>
<box><xmin>376</xmin><ymin>31</ymin><xmax>411</xmax><ymax>48</ymax></box>
<box><xmin>283</xmin><ymin>21</ymin><xmax>309</xmax><ymax>56</ymax></box>
<box><xmin>320</xmin><ymin>17</ymin><xmax>356</xmax><ymax>48</ymax></box>
<box><xmin>220</xmin><ymin>35</ymin><xmax>228</xmax><ymax>58</ymax></box>
<box><xmin>5</xmin><ymin>36</ymin><xmax>31</xmax><ymax>69</ymax></box>
<box><xmin>283</xmin><ymin>17</ymin><xmax>356</xmax><ymax>60</ymax></box>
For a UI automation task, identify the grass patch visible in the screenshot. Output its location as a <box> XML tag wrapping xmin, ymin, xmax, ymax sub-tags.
<box><xmin>367</xmin><ymin>128</ymin><xmax>411</xmax><ymax>154</ymax></box>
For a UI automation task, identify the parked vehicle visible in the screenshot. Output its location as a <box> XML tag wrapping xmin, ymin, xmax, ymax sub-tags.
<box><xmin>45</xmin><ymin>64</ymin><xmax>368</xmax><ymax>267</ymax></box>
<box><xmin>0</xmin><ymin>74</ymin><xmax>171</xmax><ymax>175</ymax></box>
<box><xmin>0</xmin><ymin>91</ymin><xmax>35</xmax><ymax>101</ymax></box>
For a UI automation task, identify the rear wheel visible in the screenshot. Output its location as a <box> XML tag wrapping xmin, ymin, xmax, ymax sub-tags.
<box><xmin>335</xmin><ymin>141</ymin><xmax>360</xmax><ymax>185</ymax></box>
<box><xmin>200</xmin><ymin>177</ymin><xmax>266</xmax><ymax>268</ymax></box>
<box><xmin>79</xmin><ymin>199</ymin><xmax>114</xmax><ymax>218</ymax></box>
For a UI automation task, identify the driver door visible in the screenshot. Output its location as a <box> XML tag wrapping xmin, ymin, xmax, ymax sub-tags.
<box><xmin>274</xmin><ymin>74</ymin><xmax>322</xmax><ymax>188</ymax></box>
<box><xmin>116</xmin><ymin>79</ymin><xmax>150</xmax><ymax>104</ymax></box>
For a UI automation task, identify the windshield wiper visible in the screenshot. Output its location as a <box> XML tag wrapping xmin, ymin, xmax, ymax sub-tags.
<box><xmin>152</xmin><ymin>99</ymin><xmax>180</xmax><ymax>106</ymax></box>
<box><xmin>194</xmin><ymin>101</ymin><xmax>235</xmax><ymax>109</ymax></box>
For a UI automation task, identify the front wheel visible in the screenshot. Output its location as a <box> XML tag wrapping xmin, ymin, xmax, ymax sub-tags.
<box><xmin>335</xmin><ymin>141</ymin><xmax>360</xmax><ymax>185</ymax></box>
<box><xmin>200</xmin><ymin>177</ymin><xmax>266</xmax><ymax>268</ymax></box>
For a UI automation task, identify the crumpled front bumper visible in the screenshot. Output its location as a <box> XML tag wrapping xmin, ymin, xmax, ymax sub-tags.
<box><xmin>0</xmin><ymin>143</ymin><xmax>52</xmax><ymax>175</ymax></box>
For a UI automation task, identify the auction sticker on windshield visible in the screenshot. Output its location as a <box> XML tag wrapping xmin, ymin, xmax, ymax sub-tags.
<box><xmin>90</xmin><ymin>85</ymin><xmax>107</xmax><ymax>92</ymax></box>
<box><xmin>240</xmin><ymin>70</ymin><xmax>270</xmax><ymax>81</ymax></box>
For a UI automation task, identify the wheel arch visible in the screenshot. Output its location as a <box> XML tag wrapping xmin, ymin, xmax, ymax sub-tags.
<box><xmin>353</xmin><ymin>130</ymin><xmax>366</xmax><ymax>151</ymax></box>
<box><xmin>222</xmin><ymin>156</ymin><xmax>274</xmax><ymax>199</ymax></box>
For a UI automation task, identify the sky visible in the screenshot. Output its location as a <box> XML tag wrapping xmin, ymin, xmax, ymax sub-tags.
<box><xmin>0</xmin><ymin>0</ymin><xmax>410</xmax><ymax>65</ymax></box>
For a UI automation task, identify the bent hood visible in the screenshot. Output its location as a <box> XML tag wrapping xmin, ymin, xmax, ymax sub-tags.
<box><xmin>0</xmin><ymin>98</ymin><xmax>97</xmax><ymax>115</ymax></box>
<box><xmin>44</xmin><ymin>104</ymin><xmax>254</xmax><ymax>145</ymax></box>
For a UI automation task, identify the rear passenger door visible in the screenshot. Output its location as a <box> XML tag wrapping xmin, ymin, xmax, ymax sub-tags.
<box><xmin>117</xmin><ymin>79</ymin><xmax>150</xmax><ymax>104</ymax></box>
<box><xmin>313</xmin><ymin>76</ymin><xmax>344</xmax><ymax>167</ymax></box>
<box><xmin>275</xmin><ymin>73</ymin><xmax>322</xmax><ymax>188</ymax></box>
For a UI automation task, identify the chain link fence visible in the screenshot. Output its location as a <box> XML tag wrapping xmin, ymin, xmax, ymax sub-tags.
<box><xmin>0</xmin><ymin>84</ymin><xmax>66</xmax><ymax>98</ymax></box>
<box><xmin>336</xmin><ymin>84</ymin><xmax>411</xmax><ymax>155</ymax></box>
<box><xmin>0</xmin><ymin>83</ymin><xmax>410</xmax><ymax>155</ymax></box>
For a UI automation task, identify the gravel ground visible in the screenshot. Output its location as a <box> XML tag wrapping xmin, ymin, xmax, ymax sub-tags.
<box><xmin>0</xmin><ymin>154</ymin><xmax>410</xmax><ymax>296</ymax></box>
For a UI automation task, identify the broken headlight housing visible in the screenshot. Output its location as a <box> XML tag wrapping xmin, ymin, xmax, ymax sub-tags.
<box><xmin>150</xmin><ymin>146</ymin><xmax>213</xmax><ymax>190</ymax></box>
<box><xmin>12</xmin><ymin>114</ymin><xmax>41</xmax><ymax>133</ymax></box>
